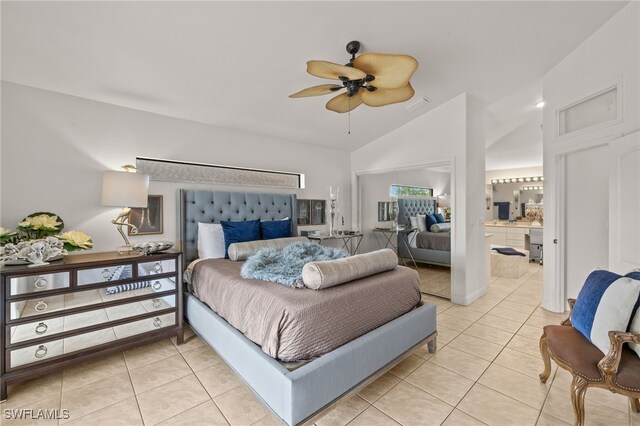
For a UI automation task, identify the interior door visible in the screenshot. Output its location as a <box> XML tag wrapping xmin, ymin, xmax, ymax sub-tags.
<box><xmin>608</xmin><ymin>131</ymin><xmax>640</xmax><ymax>273</ymax></box>
<box><xmin>564</xmin><ymin>145</ymin><xmax>610</xmax><ymax>299</ymax></box>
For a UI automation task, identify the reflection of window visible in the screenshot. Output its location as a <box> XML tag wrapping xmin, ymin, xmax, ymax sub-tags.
<box><xmin>558</xmin><ymin>86</ymin><xmax>618</xmax><ymax>136</ymax></box>
<box><xmin>390</xmin><ymin>184</ymin><xmax>433</xmax><ymax>198</ymax></box>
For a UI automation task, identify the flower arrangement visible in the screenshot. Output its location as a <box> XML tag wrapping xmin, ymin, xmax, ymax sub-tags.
<box><xmin>1</xmin><ymin>212</ymin><xmax>93</xmax><ymax>266</ymax></box>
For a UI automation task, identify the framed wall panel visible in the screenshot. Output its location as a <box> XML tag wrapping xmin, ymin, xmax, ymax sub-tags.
<box><xmin>136</xmin><ymin>157</ymin><xmax>305</xmax><ymax>189</ymax></box>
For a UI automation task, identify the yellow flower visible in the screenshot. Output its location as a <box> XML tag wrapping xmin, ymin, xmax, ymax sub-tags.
<box><xmin>22</xmin><ymin>214</ymin><xmax>62</xmax><ymax>231</ymax></box>
<box><xmin>57</xmin><ymin>231</ymin><xmax>93</xmax><ymax>250</ymax></box>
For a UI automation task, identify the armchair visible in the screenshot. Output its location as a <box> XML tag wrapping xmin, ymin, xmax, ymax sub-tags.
<box><xmin>539</xmin><ymin>298</ymin><xmax>640</xmax><ymax>425</ymax></box>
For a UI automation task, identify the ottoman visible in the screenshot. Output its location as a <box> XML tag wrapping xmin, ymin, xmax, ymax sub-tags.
<box><xmin>491</xmin><ymin>246</ymin><xmax>529</xmax><ymax>278</ymax></box>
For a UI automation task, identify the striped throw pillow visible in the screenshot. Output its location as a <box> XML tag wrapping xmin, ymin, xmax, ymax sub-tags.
<box><xmin>571</xmin><ymin>270</ymin><xmax>640</xmax><ymax>355</ymax></box>
<box><xmin>626</xmin><ymin>271</ymin><xmax>640</xmax><ymax>358</ymax></box>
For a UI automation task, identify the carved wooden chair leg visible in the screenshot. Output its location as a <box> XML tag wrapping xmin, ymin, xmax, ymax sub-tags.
<box><xmin>539</xmin><ymin>334</ymin><xmax>552</xmax><ymax>383</ymax></box>
<box><xmin>570</xmin><ymin>375</ymin><xmax>589</xmax><ymax>426</ymax></box>
<box><xmin>427</xmin><ymin>338</ymin><xmax>437</xmax><ymax>353</ymax></box>
<box><xmin>630</xmin><ymin>397</ymin><xmax>640</xmax><ymax>413</ymax></box>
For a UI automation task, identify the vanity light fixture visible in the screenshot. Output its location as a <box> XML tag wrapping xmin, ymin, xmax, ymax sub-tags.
<box><xmin>491</xmin><ymin>176</ymin><xmax>544</xmax><ymax>186</ymax></box>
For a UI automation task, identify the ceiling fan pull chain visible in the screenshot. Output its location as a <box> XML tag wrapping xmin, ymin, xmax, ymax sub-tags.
<box><xmin>348</xmin><ymin>97</ymin><xmax>351</xmax><ymax>135</ymax></box>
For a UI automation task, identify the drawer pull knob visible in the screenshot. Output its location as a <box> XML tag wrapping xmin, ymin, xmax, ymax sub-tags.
<box><xmin>34</xmin><ymin>345</ymin><xmax>48</xmax><ymax>358</ymax></box>
<box><xmin>154</xmin><ymin>262</ymin><xmax>163</xmax><ymax>273</ymax></box>
<box><xmin>35</xmin><ymin>301</ymin><xmax>48</xmax><ymax>312</ymax></box>
<box><xmin>153</xmin><ymin>317</ymin><xmax>162</xmax><ymax>327</ymax></box>
<box><xmin>35</xmin><ymin>322</ymin><xmax>48</xmax><ymax>335</ymax></box>
<box><xmin>152</xmin><ymin>281</ymin><xmax>162</xmax><ymax>290</ymax></box>
<box><xmin>34</xmin><ymin>277</ymin><xmax>48</xmax><ymax>289</ymax></box>
<box><xmin>101</xmin><ymin>269</ymin><xmax>111</xmax><ymax>279</ymax></box>
<box><xmin>152</xmin><ymin>298</ymin><xmax>161</xmax><ymax>308</ymax></box>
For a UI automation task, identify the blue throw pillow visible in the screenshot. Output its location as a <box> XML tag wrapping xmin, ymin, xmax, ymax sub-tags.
<box><xmin>221</xmin><ymin>219</ymin><xmax>260</xmax><ymax>259</ymax></box>
<box><xmin>425</xmin><ymin>214</ymin><xmax>438</xmax><ymax>232</ymax></box>
<box><xmin>571</xmin><ymin>270</ymin><xmax>640</xmax><ymax>354</ymax></box>
<box><xmin>260</xmin><ymin>219</ymin><xmax>292</xmax><ymax>240</ymax></box>
<box><xmin>434</xmin><ymin>213</ymin><xmax>445</xmax><ymax>223</ymax></box>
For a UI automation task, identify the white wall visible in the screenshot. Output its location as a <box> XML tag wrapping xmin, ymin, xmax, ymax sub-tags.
<box><xmin>542</xmin><ymin>3</ymin><xmax>640</xmax><ymax>311</ymax></box>
<box><xmin>1</xmin><ymin>82</ymin><xmax>351</xmax><ymax>252</ymax></box>
<box><xmin>351</xmin><ymin>93</ymin><xmax>486</xmax><ymax>305</ymax></box>
<box><xmin>358</xmin><ymin>168</ymin><xmax>451</xmax><ymax>254</ymax></box>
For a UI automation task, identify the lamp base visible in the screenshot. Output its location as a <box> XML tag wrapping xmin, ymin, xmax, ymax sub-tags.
<box><xmin>116</xmin><ymin>245</ymin><xmax>137</xmax><ymax>256</ymax></box>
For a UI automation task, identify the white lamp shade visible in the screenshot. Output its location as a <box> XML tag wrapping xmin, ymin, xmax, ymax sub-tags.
<box><xmin>102</xmin><ymin>171</ymin><xmax>149</xmax><ymax>208</ymax></box>
<box><xmin>438</xmin><ymin>196</ymin><xmax>450</xmax><ymax>208</ymax></box>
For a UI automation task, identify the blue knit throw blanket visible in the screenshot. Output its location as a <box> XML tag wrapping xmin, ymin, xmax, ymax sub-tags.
<box><xmin>240</xmin><ymin>242</ymin><xmax>347</xmax><ymax>288</ymax></box>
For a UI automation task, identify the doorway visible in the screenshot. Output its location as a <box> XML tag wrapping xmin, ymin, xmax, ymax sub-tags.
<box><xmin>356</xmin><ymin>162</ymin><xmax>453</xmax><ymax>300</ymax></box>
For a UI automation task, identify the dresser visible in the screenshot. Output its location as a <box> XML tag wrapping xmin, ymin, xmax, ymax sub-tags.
<box><xmin>0</xmin><ymin>250</ymin><xmax>183</xmax><ymax>401</ymax></box>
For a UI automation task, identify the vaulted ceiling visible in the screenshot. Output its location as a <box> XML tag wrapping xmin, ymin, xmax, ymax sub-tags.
<box><xmin>1</xmin><ymin>1</ymin><xmax>627</xmax><ymax>152</ymax></box>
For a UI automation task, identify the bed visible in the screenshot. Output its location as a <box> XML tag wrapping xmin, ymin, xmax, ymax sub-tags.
<box><xmin>180</xmin><ymin>189</ymin><xmax>437</xmax><ymax>425</ymax></box>
<box><xmin>397</xmin><ymin>198</ymin><xmax>451</xmax><ymax>267</ymax></box>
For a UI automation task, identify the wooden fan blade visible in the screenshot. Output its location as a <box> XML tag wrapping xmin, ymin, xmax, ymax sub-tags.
<box><xmin>307</xmin><ymin>60</ymin><xmax>367</xmax><ymax>81</ymax></box>
<box><xmin>361</xmin><ymin>83</ymin><xmax>415</xmax><ymax>107</ymax></box>
<box><xmin>326</xmin><ymin>90</ymin><xmax>363</xmax><ymax>113</ymax></box>
<box><xmin>353</xmin><ymin>53</ymin><xmax>418</xmax><ymax>89</ymax></box>
<box><xmin>289</xmin><ymin>84</ymin><xmax>343</xmax><ymax>98</ymax></box>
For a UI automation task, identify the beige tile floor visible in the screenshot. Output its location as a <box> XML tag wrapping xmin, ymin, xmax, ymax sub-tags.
<box><xmin>3</xmin><ymin>263</ymin><xmax>640</xmax><ymax>426</ymax></box>
<box><xmin>417</xmin><ymin>265</ymin><xmax>451</xmax><ymax>299</ymax></box>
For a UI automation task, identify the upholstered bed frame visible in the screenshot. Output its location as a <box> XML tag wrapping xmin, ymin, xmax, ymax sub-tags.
<box><xmin>179</xmin><ymin>189</ymin><xmax>437</xmax><ymax>425</ymax></box>
<box><xmin>397</xmin><ymin>198</ymin><xmax>451</xmax><ymax>267</ymax></box>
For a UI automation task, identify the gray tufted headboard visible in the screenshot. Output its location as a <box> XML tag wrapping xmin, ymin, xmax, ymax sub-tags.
<box><xmin>179</xmin><ymin>189</ymin><xmax>297</xmax><ymax>268</ymax></box>
<box><xmin>397</xmin><ymin>198</ymin><xmax>437</xmax><ymax>228</ymax></box>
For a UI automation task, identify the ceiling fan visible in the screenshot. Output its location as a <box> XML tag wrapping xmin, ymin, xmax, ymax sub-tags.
<box><xmin>289</xmin><ymin>40</ymin><xmax>418</xmax><ymax>113</ymax></box>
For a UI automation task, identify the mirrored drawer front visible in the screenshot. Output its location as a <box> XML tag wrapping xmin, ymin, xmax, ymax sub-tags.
<box><xmin>113</xmin><ymin>313</ymin><xmax>176</xmax><ymax>340</ymax></box>
<box><xmin>10</xmin><ymin>296</ymin><xmax>176</xmax><ymax>343</ymax></box>
<box><xmin>9</xmin><ymin>339</ymin><xmax>64</xmax><ymax>368</ymax></box>
<box><xmin>138</xmin><ymin>260</ymin><xmax>176</xmax><ymax>277</ymax></box>
<box><xmin>9</xmin><ymin>279</ymin><xmax>176</xmax><ymax>320</ymax></box>
<box><xmin>8</xmin><ymin>313</ymin><xmax>176</xmax><ymax>369</ymax></box>
<box><xmin>77</xmin><ymin>264</ymin><xmax>133</xmax><ymax>286</ymax></box>
<box><xmin>10</xmin><ymin>317</ymin><xmax>64</xmax><ymax>344</ymax></box>
<box><xmin>9</xmin><ymin>272</ymin><xmax>70</xmax><ymax>296</ymax></box>
<box><xmin>8</xmin><ymin>328</ymin><xmax>116</xmax><ymax>369</ymax></box>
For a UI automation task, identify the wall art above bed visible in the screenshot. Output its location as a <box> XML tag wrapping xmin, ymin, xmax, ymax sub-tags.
<box><xmin>296</xmin><ymin>199</ymin><xmax>326</xmax><ymax>226</ymax></box>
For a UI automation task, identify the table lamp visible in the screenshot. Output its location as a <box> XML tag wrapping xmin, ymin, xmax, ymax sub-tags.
<box><xmin>102</xmin><ymin>166</ymin><xmax>149</xmax><ymax>253</ymax></box>
<box><xmin>438</xmin><ymin>194</ymin><xmax>451</xmax><ymax>221</ymax></box>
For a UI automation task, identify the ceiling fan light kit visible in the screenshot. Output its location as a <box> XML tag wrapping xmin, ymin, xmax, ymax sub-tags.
<box><xmin>289</xmin><ymin>40</ymin><xmax>418</xmax><ymax>114</ymax></box>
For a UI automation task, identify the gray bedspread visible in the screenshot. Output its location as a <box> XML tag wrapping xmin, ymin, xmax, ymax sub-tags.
<box><xmin>191</xmin><ymin>259</ymin><xmax>421</xmax><ymax>361</ymax></box>
<box><xmin>416</xmin><ymin>231</ymin><xmax>451</xmax><ymax>251</ymax></box>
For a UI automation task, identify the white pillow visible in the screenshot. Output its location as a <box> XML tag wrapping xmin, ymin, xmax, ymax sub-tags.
<box><xmin>228</xmin><ymin>236</ymin><xmax>308</xmax><ymax>261</ymax></box>
<box><xmin>197</xmin><ymin>222</ymin><xmax>225</xmax><ymax>259</ymax></box>
<box><xmin>416</xmin><ymin>214</ymin><xmax>427</xmax><ymax>232</ymax></box>
<box><xmin>409</xmin><ymin>216</ymin><xmax>419</xmax><ymax>230</ymax></box>
<box><xmin>302</xmin><ymin>249</ymin><xmax>398</xmax><ymax>290</ymax></box>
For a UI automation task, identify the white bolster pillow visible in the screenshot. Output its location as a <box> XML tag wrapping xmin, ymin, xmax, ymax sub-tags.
<box><xmin>302</xmin><ymin>248</ymin><xmax>398</xmax><ymax>290</ymax></box>
<box><xmin>228</xmin><ymin>236</ymin><xmax>309</xmax><ymax>261</ymax></box>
